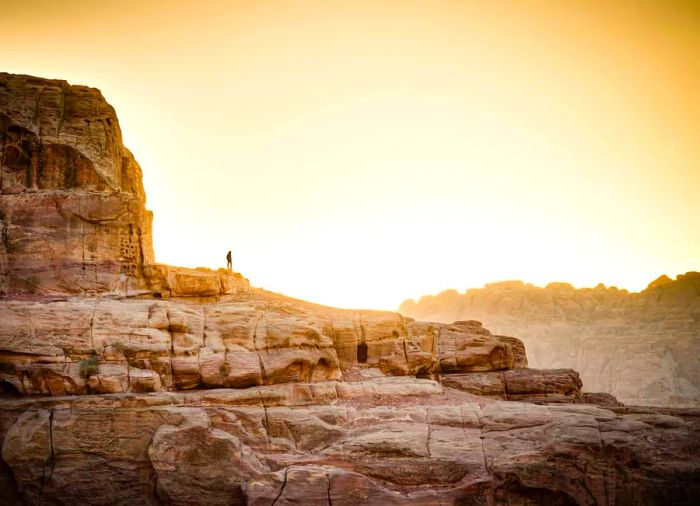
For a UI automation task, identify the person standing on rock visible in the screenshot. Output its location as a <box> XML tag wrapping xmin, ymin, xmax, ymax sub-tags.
<box><xmin>226</xmin><ymin>250</ymin><xmax>232</xmax><ymax>271</ymax></box>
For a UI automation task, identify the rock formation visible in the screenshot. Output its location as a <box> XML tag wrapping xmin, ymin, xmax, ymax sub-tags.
<box><xmin>0</xmin><ymin>72</ymin><xmax>153</xmax><ymax>296</ymax></box>
<box><xmin>401</xmin><ymin>275</ymin><xmax>700</xmax><ymax>408</ymax></box>
<box><xmin>0</xmin><ymin>72</ymin><xmax>249</xmax><ymax>299</ymax></box>
<box><xmin>1</xmin><ymin>73</ymin><xmax>699</xmax><ymax>504</ymax></box>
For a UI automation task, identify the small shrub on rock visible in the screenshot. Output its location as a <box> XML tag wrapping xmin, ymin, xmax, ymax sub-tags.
<box><xmin>79</xmin><ymin>355</ymin><xmax>99</xmax><ymax>378</ymax></box>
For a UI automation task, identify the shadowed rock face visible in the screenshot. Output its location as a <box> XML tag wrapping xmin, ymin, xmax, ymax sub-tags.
<box><xmin>1</xmin><ymin>385</ymin><xmax>699</xmax><ymax>505</ymax></box>
<box><xmin>0</xmin><ymin>72</ymin><xmax>153</xmax><ymax>295</ymax></box>
<box><xmin>0</xmin><ymin>72</ymin><xmax>699</xmax><ymax>504</ymax></box>
<box><xmin>400</xmin><ymin>275</ymin><xmax>700</xmax><ymax>408</ymax></box>
<box><xmin>0</xmin><ymin>72</ymin><xmax>249</xmax><ymax>299</ymax></box>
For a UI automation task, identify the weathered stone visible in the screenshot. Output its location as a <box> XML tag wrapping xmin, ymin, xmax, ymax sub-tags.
<box><xmin>128</xmin><ymin>368</ymin><xmax>162</xmax><ymax>393</ymax></box>
<box><xmin>0</xmin><ymin>73</ymin><xmax>154</xmax><ymax>296</ymax></box>
<box><xmin>148</xmin><ymin>410</ymin><xmax>266</xmax><ymax>505</ymax></box>
<box><xmin>441</xmin><ymin>368</ymin><xmax>584</xmax><ymax>403</ymax></box>
<box><xmin>144</xmin><ymin>264</ymin><xmax>250</xmax><ymax>298</ymax></box>
<box><xmin>0</xmin><ymin>380</ymin><xmax>698</xmax><ymax>503</ymax></box>
<box><xmin>583</xmin><ymin>391</ymin><xmax>624</xmax><ymax>406</ymax></box>
<box><xmin>0</xmin><ymin>410</ymin><xmax>51</xmax><ymax>501</ymax></box>
<box><xmin>1</xmin><ymin>72</ymin><xmax>698</xmax><ymax>504</ymax></box>
<box><xmin>437</xmin><ymin>320</ymin><xmax>517</xmax><ymax>372</ymax></box>
<box><xmin>401</xmin><ymin>273</ymin><xmax>700</xmax><ymax>407</ymax></box>
<box><xmin>86</xmin><ymin>363</ymin><xmax>129</xmax><ymax>394</ymax></box>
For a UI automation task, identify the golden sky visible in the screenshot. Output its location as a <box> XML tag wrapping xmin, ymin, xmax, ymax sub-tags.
<box><xmin>2</xmin><ymin>0</ymin><xmax>699</xmax><ymax>309</ymax></box>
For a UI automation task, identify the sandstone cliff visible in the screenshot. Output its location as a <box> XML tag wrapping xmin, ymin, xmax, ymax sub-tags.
<box><xmin>400</xmin><ymin>274</ymin><xmax>700</xmax><ymax>408</ymax></box>
<box><xmin>0</xmin><ymin>72</ymin><xmax>153</xmax><ymax>295</ymax></box>
<box><xmin>1</xmin><ymin>73</ymin><xmax>698</xmax><ymax>504</ymax></box>
<box><xmin>0</xmin><ymin>72</ymin><xmax>249</xmax><ymax>298</ymax></box>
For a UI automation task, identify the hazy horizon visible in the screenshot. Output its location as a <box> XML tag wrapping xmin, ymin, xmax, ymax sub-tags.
<box><xmin>398</xmin><ymin>270</ymin><xmax>697</xmax><ymax>307</ymax></box>
<box><xmin>2</xmin><ymin>0</ymin><xmax>699</xmax><ymax>310</ymax></box>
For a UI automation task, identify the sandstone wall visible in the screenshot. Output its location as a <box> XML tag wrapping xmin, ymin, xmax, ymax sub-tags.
<box><xmin>0</xmin><ymin>72</ymin><xmax>153</xmax><ymax>296</ymax></box>
<box><xmin>1</xmin><ymin>382</ymin><xmax>698</xmax><ymax>505</ymax></box>
<box><xmin>0</xmin><ymin>293</ymin><xmax>532</xmax><ymax>398</ymax></box>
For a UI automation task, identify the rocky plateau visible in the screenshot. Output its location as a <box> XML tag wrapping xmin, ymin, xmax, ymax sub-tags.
<box><xmin>0</xmin><ymin>72</ymin><xmax>698</xmax><ymax>505</ymax></box>
<box><xmin>400</xmin><ymin>275</ymin><xmax>700</xmax><ymax>408</ymax></box>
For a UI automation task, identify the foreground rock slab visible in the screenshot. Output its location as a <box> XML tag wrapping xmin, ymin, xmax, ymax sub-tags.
<box><xmin>0</xmin><ymin>382</ymin><xmax>699</xmax><ymax>505</ymax></box>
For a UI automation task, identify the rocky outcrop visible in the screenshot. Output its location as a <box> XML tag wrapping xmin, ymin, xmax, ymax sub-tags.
<box><xmin>0</xmin><ymin>72</ymin><xmax>249</xmax><ymax>299</ymax></box>
<box><xmin>1</xmin><ymin>381</ymin><xmax>698</xmax><ymax>505</ymax></box>
<box><xmin>400</xmin><ymin>274</ymin><xmax>700</xmax><ymax>407</ymax></box>
<box><xmin>0</xmin><ymin>72</ymin><xmax>154</xmax><ymax>296</ymax></box>
<box><xmin>0</xmin><ymin>295</ymin><xmax>529</xmax><ymax>397</ymax></box>
<box><xmin>1</xmin><ymin>72</ymin><xmax>698</xmax><ymax>503</ymax></box>
<box><xmin>144</xmin><ymin>264</ymin><xmax>250</xmax><ymax>298</ymax></box>
<box><xmin>441</xmin><ymin>368</ymin><xmax>584</xmax><ymax>403</ymax></box>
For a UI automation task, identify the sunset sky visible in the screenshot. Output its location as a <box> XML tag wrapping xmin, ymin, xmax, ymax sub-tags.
<box><xmin>2</xmin><ymin>1</ymin><xmax>699</xmax><ymax>309</ymax></box>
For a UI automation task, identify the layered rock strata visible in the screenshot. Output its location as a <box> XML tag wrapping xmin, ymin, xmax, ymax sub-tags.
<box><xmin>1</xmin><ymin>72</ymin><xmax>698</xmax><ymax>504</ymax></box>
<box><xmin>0</xmin><ymin>296</ymin><xmax>529</xmax><ymax>397</ymax></box>
<box><xmin>0</xmin><ymin>72</ymin><xmax>153</xmax><ymax>295</ymax></box>
<box><xmin>400</xmin><ymin>274</ymin><xmax>700</xmax><ymax>407</ymax></box>
<box><xmin>1</xmin><ymin>379</ymin><xmax>699</xmax><ymax>505</ymax></box>
<box><xmin>0</xmin><ymin>72</ymin><xmax>249</xmax><ymax>299</ymax></box>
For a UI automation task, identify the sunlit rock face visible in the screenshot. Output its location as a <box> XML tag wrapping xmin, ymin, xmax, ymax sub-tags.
<box><xmin>1</xmin><ymin>73</ymin><xmax>699</xmax><ymax>504</ymax></box>
<box><xmin>0</xmin><ymin>73</ymin><xmax>250</xmax><ymax>298</ymax></box>
<box><xmin>401</xmin><ymin>274</ymin><xmax>700</xmax><ymax>408</ymax></box>
<box><xmin>0</xmin><ymin>72</ymin><xmax>153</xmax><ymax>295</ymax></box>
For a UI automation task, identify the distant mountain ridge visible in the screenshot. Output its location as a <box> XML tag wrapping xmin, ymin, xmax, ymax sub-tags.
<box><xmin>400</xmin><ymin>272</ymin><xmax>700</xmax><ymax>407</ymax></box>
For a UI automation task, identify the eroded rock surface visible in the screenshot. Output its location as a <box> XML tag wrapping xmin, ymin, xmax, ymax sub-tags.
<box><xmin>1</xmin><ymin>381</ymin><xmax>699</xmax><ymax>505</ymax></box>
<box><xmin>1</xmin><ymin>72</ymin><xmax>698</xmax><ymax>504</ymax></box>
<box><xmin>0</xmin><ymin>72</ymin><xmax>249</xmax><ymax>298</ymax></box>
<box><xmin>401</xmin><ymin>274</ymin><xmax>700</xmax><ymax>407</ymax></box>
<box><xmin>0</xmin><ymin>294</ymin><xmax>531</xmax><ymax>398</ymax></box>
<box><xmin>0</xmin><ymin>72</ymin><xmax>153</xmax><ymax>295</ymax></box>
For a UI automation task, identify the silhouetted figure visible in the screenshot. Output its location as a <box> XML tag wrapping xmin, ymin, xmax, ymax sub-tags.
<box><xmin>226</xmin><ymin>250</ymin><xmax>232</xmax><ymax>271</ymax></box>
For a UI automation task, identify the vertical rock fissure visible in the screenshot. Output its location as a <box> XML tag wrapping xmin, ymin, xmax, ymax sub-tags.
<box><xmin>426</xmin><ymin>421</ymin><xmax>432</xmax><ymax>459</ymax></box>
<box><xmin>252</xmin><ymin>311</ymin><xmax>267</xmax><ymax>384</ymax></box>
<box><xmin>271</xmin><ymin>467</ymin><xmax>288</xmax><ymax>506</ymax></box>
<box><xmin>39</xmin><ymin>409</ymin><xmax>57</xmax><ymax>501</ymax></box>
<box><xmin>475</xmin><ymin>406</ymin><xmax>490</xmax><ymax>474</ymax></box>
<box><xmin>401</xmin><ymin>339</ymin><xmax>409</xmax><ymax>369</ymax></box>
<box><xmin>326</xmin><ymin>473</ymin><xmax>333</xmax><ymax>506</ymax></box>
<box><xmin>32</xmin><ymin>86</ymin><xmax>45</xmax><ymax>132</ymax></box>
<box><xmin>597</xmin><ymin>418</ymin><xmax>610</xmax><ymax>505</ymax></box>
<box><xmin>1</xmin><ymin>454</ymin><xmax>21</xmax><ymax>502</ymax></box>
<box><xmin>435</xmin><ymin>325</ymin><xmax>442</xmax><ymax>371</ymax></box>
<box><xmin>479</xmin><ymin>422</ymin><xmax>495</xmax><ymax>502</ymax></box>
<box><xmin>56</xmin><ymin>86</ymin><xmax>65</xmax><ymax>137</ymax></box>
<box><xmin>89</xmin><ymin>299</ymin><xmax>98</xmax><ymax>354</ymax></box>
<box><xmin>252</xmin><ymin>310</ymin><xmax>264</xmax><ymax>352</ymax></box>
<box><xmin>263</xmin><ymin>406</ymin><xmax>272</xmax><ymax>450</ymax></box>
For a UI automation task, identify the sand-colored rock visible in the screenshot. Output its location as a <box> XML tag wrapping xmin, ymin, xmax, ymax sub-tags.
<box><xmin>1</xmin><ymin>72</ymin><xmax>698</xmax><ymax>504</ymax></box>
<box><xmin>148</xmin><ymin>409</ymin><xmax>267</xmax><ymax>505</ymax></box>
<box><xmin>143</xmin><ymin>264</ymin><xmax>250</xmax><ymax>298</ymax></box>
<box><xmin>0</xmin><ymin>384</ymin><xmax>698</xmax><ymax>504</ymax></box>
<box><xmin>441</xmin><ymin>368</ymin><xmax>584</xmax><ymax>403</ymax></box>
<box><xmin>0</xmin><ymin>295</ymin><xmax>535</xmax><ymax>397</ymax></box>
<box><xmin>0</xmin><ymin>73</ymin><xmax>154</xmax><ymax>296</ymax></box>
<box><xmin>401</xmin><ymin>273</ymin><xmax>700</xmax><ymax>407</ymax></box>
